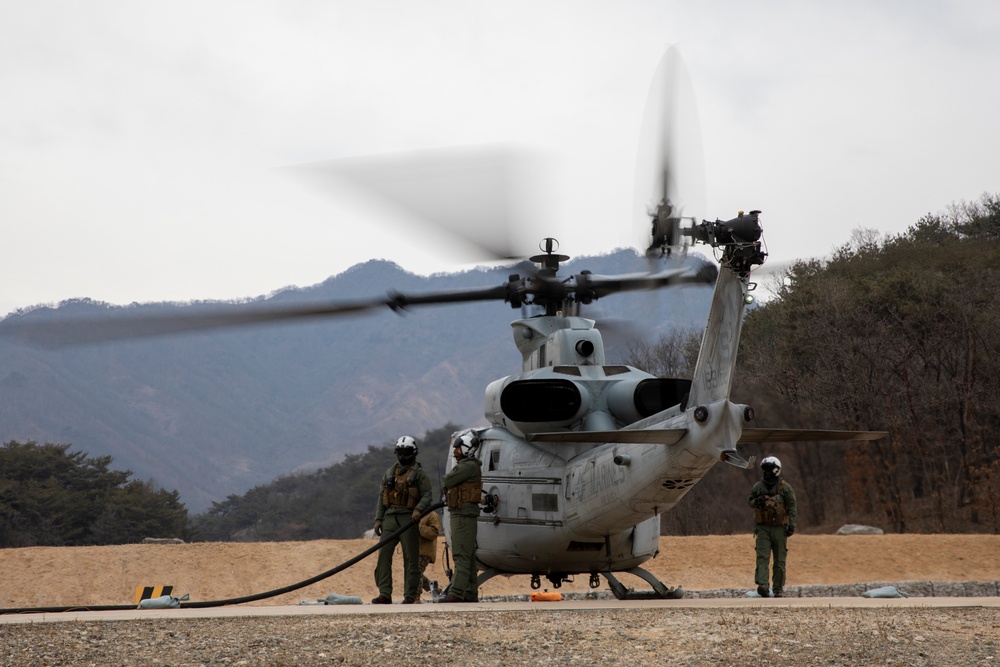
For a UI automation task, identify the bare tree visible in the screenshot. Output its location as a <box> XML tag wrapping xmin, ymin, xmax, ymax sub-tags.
<box><xmin>619</xmin><ymin>327</ymin><xmax>702</xmax><ymax>378</ymax></box>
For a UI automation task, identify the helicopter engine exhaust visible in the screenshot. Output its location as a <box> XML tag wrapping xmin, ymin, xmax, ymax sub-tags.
<box><xmin>606</xmin><ymin>377</ymin><xmax>692</xmax><ymax>424</ymax></box>
<box><xmin>490</xmin><ymin>378</ymin><xmax>590</xmax><ymax>435</ymax></box>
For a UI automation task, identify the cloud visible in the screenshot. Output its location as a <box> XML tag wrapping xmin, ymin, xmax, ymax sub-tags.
<box><xmin>2</xmin><ymin>1</ymin><xmax>998</xmax><ymax>316</ymax></box>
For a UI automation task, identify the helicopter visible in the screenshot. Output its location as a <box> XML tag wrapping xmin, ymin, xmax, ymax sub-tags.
<box><xmin>0</xmin><ymin>48</ymin><xmax>886</xmax><ymax>600</ymax></box>
<box><xmin>433</xmin><ymin>211</ymin><xmax>887</xmax><ymax>599</ymax></box>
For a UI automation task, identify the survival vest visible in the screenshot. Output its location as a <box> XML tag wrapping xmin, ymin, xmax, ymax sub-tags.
<box><xmin>754</xmin><ymin>480</ymin><xmax>789</xmax><ymax>526</ymax></box>
<box><xmin>445</xmin><ymin>479</ymin><xmax>483</xmax><ymax>510</ymax></box>
<box><xmin>382</xmin><ymin>464</ymin><xmax>421</xmax><ymax>510</ymax></box>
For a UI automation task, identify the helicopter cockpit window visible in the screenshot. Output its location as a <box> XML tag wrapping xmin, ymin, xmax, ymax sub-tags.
<box><xmin>489</xmin><ymin>449</ymin><xmax>500</xmax><ymax>471</ymax></box>
<box><xmin>553</xmin><ymin>366</ymin><xmax>581</xmax><ymax>376</ymax></box>
<box><xmin>603</xmin><ymin>366</ymin><xmax>630</xmax><ymax>376</ymax></box>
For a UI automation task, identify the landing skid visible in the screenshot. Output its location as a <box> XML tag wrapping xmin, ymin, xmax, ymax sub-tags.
<box><xmin>476</xmin><ymin>566</ymin><xmax>683</xmax><ymax>600</ymax></box>
<box><xmin>477</xmin><ymin>567</ymin><xmax>500</xmax><ymax>587</ymax></box>
<box><xmin>602</xmin><ymin>567</ymin><xmax>684</xmax><ymax>600</ymax></box>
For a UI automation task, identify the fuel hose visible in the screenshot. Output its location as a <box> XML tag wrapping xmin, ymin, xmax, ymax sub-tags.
<box><xmin>0</xmin><ymin>502</ymin><xmax>445</xmax><ymax>616</ymax></box>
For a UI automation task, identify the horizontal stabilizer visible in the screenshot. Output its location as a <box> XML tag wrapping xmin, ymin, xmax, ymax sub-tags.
<box><xmin>527</xmin><ymin>429</ymin><xmax>687</xmax><ymax>445</ymax></box>
<box><xmin>528</xmin><ymin>428</ymin><xmax>888</xmax><ymax>446</ymax></box>
<box><xmin>737</xmin><ymin>428</ymin><xmax>888</xmax><ymax>444</ymax></box>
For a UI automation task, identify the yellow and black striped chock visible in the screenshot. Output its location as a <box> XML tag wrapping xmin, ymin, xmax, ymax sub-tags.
<box><xmin>134</xmin><ymin>585</ymin><xmax>173</xmax><ymax>605</ymax></box>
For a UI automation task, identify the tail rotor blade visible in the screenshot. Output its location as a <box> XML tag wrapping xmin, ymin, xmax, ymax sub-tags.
<box><xmin>632</xmin><ymin>46</ymin><xmax>706</xmax><ymax>258</ymax></box>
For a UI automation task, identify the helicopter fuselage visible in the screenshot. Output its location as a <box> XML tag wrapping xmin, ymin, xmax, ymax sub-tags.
<box><xmin>442</xmin><ymin>260</ymin><xmax>756</xmax><ymax>582</ymax></box>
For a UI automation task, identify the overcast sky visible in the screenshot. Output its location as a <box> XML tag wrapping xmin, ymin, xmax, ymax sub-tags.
<box><xmin>2</xmin><ymin>1</ymin><xmax>998</xmax><ymax>317</ymax></box>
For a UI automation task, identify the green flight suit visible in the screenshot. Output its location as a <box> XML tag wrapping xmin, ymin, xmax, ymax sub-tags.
<box><xmin>442</xmin><ymin>456</ymin><xmax>482</xmax><ymax>602</ymax></box>
<box><xmin>748</xmin><ymin>477</ymin><xmax>797</xmax><ymax>595</ymax></box>
<box><xmin>373</xmin><ymin>462</ymin><xmax>432</xmax><ymax>601</ymax></box>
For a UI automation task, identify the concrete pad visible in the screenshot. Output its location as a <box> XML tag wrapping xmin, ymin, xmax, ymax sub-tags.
<box><xmin>1</xmin><ymin>597</ymin><xmax>998</xmax><ymax>625</ymax></box>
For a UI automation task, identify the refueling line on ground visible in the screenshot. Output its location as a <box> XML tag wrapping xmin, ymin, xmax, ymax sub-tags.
<box><xmin>0</xmin><ymin>502</ymin><xmax>446</xmax><ymax>616</ymax></box>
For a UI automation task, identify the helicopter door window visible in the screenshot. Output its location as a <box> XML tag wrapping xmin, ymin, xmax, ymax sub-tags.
<box><xmin>489</xmin><ymin>449</ymin><xmax>499</xmax><ymax>471</ymax></box>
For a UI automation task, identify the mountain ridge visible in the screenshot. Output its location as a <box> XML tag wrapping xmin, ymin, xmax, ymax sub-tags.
<box><xmin>0</xmin><ymin>249</ymin><xmax>713</xmax><ymax>511</ymax></box>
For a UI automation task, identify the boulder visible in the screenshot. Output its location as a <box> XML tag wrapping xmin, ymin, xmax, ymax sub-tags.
<box><xmin>835</xmin><ymin>524</ymin><xmax>884</xmax><ymax>535</ymax></box>
<box><xmin>142</xmin><ymin>537</ymin><xmax>186</xmax><ymax>544</ymax></box>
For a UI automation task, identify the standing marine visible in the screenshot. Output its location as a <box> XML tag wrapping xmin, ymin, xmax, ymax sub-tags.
<box><xmin>748</xmin><ymin>455</ymin><xmax>796</xmax><ymax>598</ymax></box>
<box><xmin>439</xmin><ymin>431</ymin><xmax>482</xmax><ymax>603</ymax></box>
<box><xmin>371</xmin><ymin>435</ymin><xmax>433</xmax><ymax>604</ymax></box>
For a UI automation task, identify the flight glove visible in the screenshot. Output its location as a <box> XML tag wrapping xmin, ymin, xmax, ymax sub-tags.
<box><xmin>373</xmin><ymin>519</ymin><xmax>383</xmax><ymax>536</ymax></box>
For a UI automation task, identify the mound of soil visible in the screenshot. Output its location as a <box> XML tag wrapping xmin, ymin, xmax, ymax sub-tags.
<box><xmin>1</xmin><ymin>534</ymin><xmax>997</xmax><ymax>608</ymax></box>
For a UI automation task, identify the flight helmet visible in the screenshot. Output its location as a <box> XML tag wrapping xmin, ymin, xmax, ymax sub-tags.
<box><xmin>761</xmin><ymin>456</ymin><xmax>781</xmax><ymax>479</ymax></box>
<box><xmin>395</xmin><ymin>435</ymin><xmax>418</xmax><ymax>465</ymax></box>
<box><xmin>455</xmin><ymin>431</ymin><xmax>481</xmax><ymax>458</ymax></box>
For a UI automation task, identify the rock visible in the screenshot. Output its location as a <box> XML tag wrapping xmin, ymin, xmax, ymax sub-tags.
<box><xmin>141</xmin><ymin>537</ymin><xmax>186</xmax><ymax>544</ymax></box>
<box><xmin>862</xmin><ymin>585</ymin><xmax>909</xmax><ymax>598</ymax></box>
<box><xmin>835</xmin><ymin>524</ymin><xmax>884</xmax><ymax>535</ymax></box>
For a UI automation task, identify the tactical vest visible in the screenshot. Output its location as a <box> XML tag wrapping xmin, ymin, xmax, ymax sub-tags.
<box><xmin>382</xmin><ymin>464</ymin><xmax>421</xmax><ymax>510</ymax></box>
<box><xmin>754</xmin><ymin>480</ymin><xmax>789</xmax><ymax>526</ymax></box>
<box><xmin>446</xmin><ymin>479</ymin><xmax>482</xmax><ymax>510</ymax></box>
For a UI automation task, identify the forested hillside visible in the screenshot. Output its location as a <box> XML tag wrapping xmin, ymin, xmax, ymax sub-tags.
<box><xmin>0</xmin><ymin>441</ymin><xmax>189</xmax><ymax>547</ymax></box>
<box><xmin>664</xmin><ymin>193</ymin><xmax>1000</xmax><ymax>535</ymax></box>
<box><xmin>192</xmin><ymin>424</ymin><xmax>457</xmax><ymax>541</ymax></box>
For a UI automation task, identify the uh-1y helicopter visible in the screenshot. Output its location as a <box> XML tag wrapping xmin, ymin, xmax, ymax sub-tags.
<box><xmin>436</xmin><ymin>213</ymin><xmax>885</xmax><ymax>600</ymax></box>
<box><xmin>0</xmin><ymin>47</ymin><xmax>886</xmax><ymax>600</ymax></box>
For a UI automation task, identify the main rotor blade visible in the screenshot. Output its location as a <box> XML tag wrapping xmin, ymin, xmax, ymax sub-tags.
<box><xmin>0</xmin><ymin>285</ymin><xmax>511</xmax><ymax>348</ymax></box>
<box><xmin>580</xmin><ymin>262</ymin><xmax>718</xmax><ymax>299</ymax></box>
<box><xmin>287</xmin><ymin>145</ymin><xmax>555</xmax><ymax>261</ymax></box>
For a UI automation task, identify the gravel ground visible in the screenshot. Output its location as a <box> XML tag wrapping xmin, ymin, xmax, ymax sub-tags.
<box><xmin>2</xmin><ymin>607</ymin><xmax>999</xmax><ymax>666</ymax></box>
<box><xmin>3</xmin><ymin>534</ymin><xmax>998</xmax><ymax>665</ymax></box>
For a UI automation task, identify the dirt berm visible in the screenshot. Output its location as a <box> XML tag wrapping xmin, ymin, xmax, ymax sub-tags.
<box><xmin>2</xmin><ymin>533</ymin><xmax>998</xmax><ymax>608</ymax></box>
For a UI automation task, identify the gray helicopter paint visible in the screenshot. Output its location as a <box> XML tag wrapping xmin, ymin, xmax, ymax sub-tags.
<box><xmin>437</xmin><ymin>211</ymin><xmax>881</xmax><ymax>585</ymax></box>
<box><xmin>555</xmin><ymin>270</ymin><xmax>751</xmax><ymax>539</ymax></box>
<box><xmin>511</xmin><ymin>316</ymin><xmax>606</xmax><ymax>371</ymax></box>
<box><xmin>688</xmin><ymin>267</ymin><xmax>746</xmax><ymax>407</ymax></box>
<box><xmin>442</xmin><ymin>257</ymin><xmax>755</xmax><ymax>577</ymax></box>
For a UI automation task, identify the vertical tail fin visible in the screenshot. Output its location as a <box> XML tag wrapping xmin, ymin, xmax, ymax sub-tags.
<box><xmin>686</xmin><ymin>211</ymin><xmax>765</xmax><ymax>407</ymax></box>
<box><xmin>688</xmin><ymin>266</ymin><xmax>749</xmax><ymax>406</ymax></box>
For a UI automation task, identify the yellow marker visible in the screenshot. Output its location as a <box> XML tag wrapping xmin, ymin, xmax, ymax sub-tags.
<box><xmin>134</xmin><ymin>585</ymin><xmax>173</xmax><ymax>605</ymax></box>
